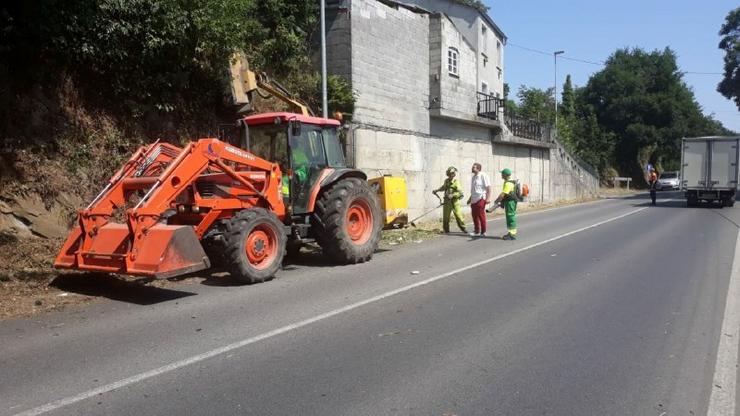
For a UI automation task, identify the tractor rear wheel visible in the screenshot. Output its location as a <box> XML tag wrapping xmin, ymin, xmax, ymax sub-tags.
<box><xmin>224</xmin><ymin>208</ymin><xmax>286</xmax><ymax>284</ymax></box>
<box><xmin>314</xmin><ymin>177</ymin><xmax>382</xmax><ymax>264</ymax></box>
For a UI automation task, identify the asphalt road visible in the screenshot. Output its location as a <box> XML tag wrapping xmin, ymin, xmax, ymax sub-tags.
<box><xmin>2</xmin><ymin>192</ymin><xmax>740</xmax><ymax>416</ymax></box>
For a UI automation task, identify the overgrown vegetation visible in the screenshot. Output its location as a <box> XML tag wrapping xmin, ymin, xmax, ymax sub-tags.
<box><xmin>0</xmin><ymin>0</ymin><xmax>354</xmax><ymax>200</ymax></box>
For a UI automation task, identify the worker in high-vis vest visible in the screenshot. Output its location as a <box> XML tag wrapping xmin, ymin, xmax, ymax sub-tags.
<box><xmin>281</xmin><ymin>147</ymin><xmax>309</xmax><ymax>199</ymax></box>
<box><xmin>494</xmin><ymin>168</ymin><xmax>518</xmax><ymax>240</ymax></box>
<box><xmin>433</xmin><ymin>166</ymin><xmax>467</xmax><ymax>234</ymax></box>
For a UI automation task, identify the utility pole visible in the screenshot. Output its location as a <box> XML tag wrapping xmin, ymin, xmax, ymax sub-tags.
<box><xmin>320</xmin><ymin>0</ymin><xmax>328</xmax><ymax>118</ymax></box>
<box><xmin>553</xmin><ymin>50</ymin><xmax>564</xmax><ymax>129</ymax></box>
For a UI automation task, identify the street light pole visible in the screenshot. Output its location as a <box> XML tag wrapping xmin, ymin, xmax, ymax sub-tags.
<box><xmin>553</xmin><ymin>50</ymin><xmax>564</xmax><ymax>129</ymax></box>
<box><xmin>320</xmin><ymin>0</ymin><xmax>328</xmax><ymax>118</ymax></box>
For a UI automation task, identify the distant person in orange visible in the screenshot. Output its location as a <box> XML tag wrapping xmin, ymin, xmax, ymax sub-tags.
<box><xmin>648</xmin><ymin>168</ymin><xmax>659</xmax><ymax>206</ymax></box>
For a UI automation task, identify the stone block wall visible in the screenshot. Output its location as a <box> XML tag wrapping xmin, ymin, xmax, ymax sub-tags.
<box><xmin>432</xmin><ymin>15</ymin><xmax>478</xmax><ymax>119</ymax></box>
<box><xmin>350</xmin><ymin>123</ymin><xmax>598</xmax><ymax>220</ymax></box>
<box><xmin>349</xmin><ymin>0</ymin><xmax>430</xmax><ymax>133</ymax></box>
<box><xmin>324</xmin><ymin>3</ymin><xmax>352</xmax><ymax>82</ymax></box>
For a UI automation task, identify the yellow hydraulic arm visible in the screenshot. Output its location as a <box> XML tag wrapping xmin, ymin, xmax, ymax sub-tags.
<box><xmin>229</xmin><ymin>52</ymin><xmax>312</xmax><ymax>116</ymax></box>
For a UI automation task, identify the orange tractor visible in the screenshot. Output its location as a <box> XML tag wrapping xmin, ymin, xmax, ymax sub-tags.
<box><xmin>54</xmin><ymin>55</ymin><xmax>383</xmax><ymax>283</ymax></box>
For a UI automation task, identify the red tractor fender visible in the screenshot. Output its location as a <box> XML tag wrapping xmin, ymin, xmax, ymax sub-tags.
<box><xmin>306</xmin><ymin>168</ymin><xmax>368</xmax><ymax>213</ymax></box>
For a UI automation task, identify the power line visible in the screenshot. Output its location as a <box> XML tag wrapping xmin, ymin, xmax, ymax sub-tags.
<box><xmin>507</xmin><ymin>42</ymin><xmax>603</xmax><ymax>65</ymax></box>
<box><xmin>507</xmin><ymin>42</ymin><xmax>551</xmax><ymax>57</ymax></box>
<box><xmin>508</xmin><ymin>42</ymin><xmax>726</xmax><ymax>74</ymax></box>
<box><xmin>560</xmin><ymin>56</ymin><xmax>603</xmax><ymax>66</ymax></box>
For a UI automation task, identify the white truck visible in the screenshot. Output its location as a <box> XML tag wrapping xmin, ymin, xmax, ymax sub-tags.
<box><xmin>681</xmin><ymin>136</ymin><xmax>740</xmax><ymax>207</ymax></box>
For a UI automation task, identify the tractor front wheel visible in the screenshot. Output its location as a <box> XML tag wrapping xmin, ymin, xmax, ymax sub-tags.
<box><xmin>314</xmin><ymin>177</ymin><xmax>383</xmax><ymax>264</ymax></box>
<box><xmin>224</xmin><ymin>208</ymin><xmax>286</xmax><ymax>284</ymax></box>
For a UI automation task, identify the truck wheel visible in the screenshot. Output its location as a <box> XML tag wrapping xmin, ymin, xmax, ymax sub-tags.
<box><xmin>687</xmin><ymin>194</ymin><xmax>698</xmax><ymax>207</ymax></box>
<box><xmin>314</xmin><ymin>177</ymin><xmax>383</xmax><ymax>264</ymax></box>
<box><xmin>224</xmin><ymin>208</ymin><xmax>286</xmax><ymax>284</ymax></box>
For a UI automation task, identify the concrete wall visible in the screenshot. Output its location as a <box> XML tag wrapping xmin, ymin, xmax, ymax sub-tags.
<box><xmin>350</xmin><ymin>122</ymin><xmax>599</xmax><ymax>220</ymax></box>
<box><xmin>549</xmin><ymin>138</ymin><xmax>600</xmax><ymax>201</ymax></box>
<box><xmin>434</xmin><ymin>15</ymin><xmax>478</xmax><ymax>119</ymax></box>
<box><xmin>397</xmin><ymin>0</ymin><xmax>505</xmax><ymax>97</ymax></box>
<box><xmin>478</xmin><ymin>15</ymin><xmax>504</xmax><ymax>98</ymax></box>
<box><xmin>349</xmin><ymin>0</ymin><xmax>430</xmax><ymax>133</ymax></box>
<box><xmin>352</xmin><ymin>125</ymin><xmax>497</xmax><ymax>217</ymax></box>
<box><xmin>491</xmin><ymin>144</ymin><xmax>549</xmax><ymax>205</ymax></box>
<box><xmin>324</xmin><ymin>3</ymin><xmax>352</xmax><ymax>82</ymax></box>
<box><xmin>429</xmin><ymin>118</ymin><xmax>490</xmax><ymax>141</ymax></box>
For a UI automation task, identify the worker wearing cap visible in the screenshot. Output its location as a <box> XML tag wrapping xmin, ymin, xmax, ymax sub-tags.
<box><xmin>494</xmin><ymin>168</ymin><xmax>518</xmax><ymax>240</ymax></box>
<box><xmin>433</xmin><ymin>166</ymin><xmax>467</xmax><ymax>233</ymax></box>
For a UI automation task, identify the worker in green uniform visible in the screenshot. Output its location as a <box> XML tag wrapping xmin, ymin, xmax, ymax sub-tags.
<box><xmin>493</xmin><ymin>168</ymin><xmax>518</xmax><ymax>240</ymax></box>
<box><xmin>433</xmin><ymin>166</ymin><xmax>468</xmax><ymax>234</ymax></box>
<box><xmin>281</xmin><ymin>145</ymin><xmax>310</xmax><ymax>199</ymax></box>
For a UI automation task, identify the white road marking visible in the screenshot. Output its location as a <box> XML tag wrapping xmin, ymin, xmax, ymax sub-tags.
<box><xmin>480</xmin><ymin>194</ymin><xmax>672</xmax><ymax>225</ymax></box>
<box><xmin>484</xmin><ymin>197</ymin><xmax>608</xmax><ymax>223</ymax></box>
<box><xmin>13</xmin><ymin>207</ymin><xmax>648</xmax><ymax>416</ymax></box>
<box><xmin>707</xmin><ymin>230</ymin><xmax>740</xmax><ymax>415</ymax></box>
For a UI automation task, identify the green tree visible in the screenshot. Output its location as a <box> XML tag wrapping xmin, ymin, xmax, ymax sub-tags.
<box><xmin>718</xmin><ymin>7</ymin><xmax>740</xmax><ymax>110</ymax></box>
<box><xmin>516</xmin><ymin>85</ymin><xmax>554</xmax><ymax>123</ymax></box>
<box><xmin>568</xmin><ymin>90</ymin><xmax>616</xmax><ymax>174</ymax></box>
<box><xmin>503</xmin><ymin>83</ymin><xmax>518</xmax><ymax>117</ymax></box>
<box><xmin>561</xmin><ymin>74</ymin><xmax>576</xmax><ymax>118</ymax></box>
<box><xmin>581</xmin><ymin>47</ymin><xmax>728</xmax><ymax>180</ymax></box>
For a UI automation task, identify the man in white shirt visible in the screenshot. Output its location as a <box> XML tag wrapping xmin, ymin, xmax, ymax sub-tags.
<box><xmin>467</xmin><ymin>162</ymin><xmax>491</xmax><ymax>237</ymax></box>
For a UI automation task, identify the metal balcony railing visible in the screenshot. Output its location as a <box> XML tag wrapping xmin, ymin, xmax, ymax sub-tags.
<box><xmin>476</xmin><ymin>92</ymin><xmax>502</xmax><ymax>121</ymax></box>
<box><xmin>504</xmin><ymin>115</ymin><xmax>550</xmax><ymax>142</ymax></box>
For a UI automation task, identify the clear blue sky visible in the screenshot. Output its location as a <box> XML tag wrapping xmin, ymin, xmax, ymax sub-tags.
<box><xmin>489</xmin><ymin>0</ymin><xmax>740</xmax><ymax>132</ymax></box>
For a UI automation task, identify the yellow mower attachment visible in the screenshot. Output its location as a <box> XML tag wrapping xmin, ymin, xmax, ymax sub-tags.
<box><xmin>368</xmin><ymin>175</ymin><xmax>408</xmax><ymax>229</ymax></box>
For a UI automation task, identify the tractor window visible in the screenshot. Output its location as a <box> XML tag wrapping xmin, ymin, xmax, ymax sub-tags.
<box><xmin>246</xmin><ymin>124</ymin><xmax>289</xmax><ymax>167</ymax></box>
<box><xmin>290</xmin><ymin>126</ymin><xmax>328</xmax><ymax>169</ymax></box>
<box><xmin>323</xmin><ymin>128</ymin><xmax>346</xmax><ymax>168</ymax></box>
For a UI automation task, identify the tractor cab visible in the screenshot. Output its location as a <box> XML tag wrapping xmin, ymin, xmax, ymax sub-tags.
<box><xmin>237</xmin><ymin>112</ymin><xmax>345</xmax><ymax>216</ymax></box>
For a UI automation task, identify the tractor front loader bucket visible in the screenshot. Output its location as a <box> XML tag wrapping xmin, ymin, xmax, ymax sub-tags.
<box><xmin>54</xmin><ymin>223</ymin><xmax>211</xmax><ymax>279</ymax></box>
<box><xmin>54</xmin><ymin>223</ymin><xmax>210</xmax><ymax>278</ymax></box>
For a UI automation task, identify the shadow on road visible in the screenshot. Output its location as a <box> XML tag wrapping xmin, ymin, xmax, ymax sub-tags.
<box><xmin>281</xmin><ymin>246</ymin><xmax>392</xmax><ymax>271</ymax></box>
<box><xmin>631</xmin><ymin>191</ymin><xmax>739</xmax><ymax>209</ymax></box>
<box><xmin>50</xmin><ymin>273</ymin><xmax>196</xmax><ymax>305</ymax></box>
<box><xmin>631</xmin><ymin>199</ymin><xmax>689</xmax><ymax>208</ymax></box>
<box><xmin>444</xmin><ymin>233</ymin><xmax>504</xmax><ymax>240</ymax></box>
<box><xmin>189</xmin><ymin>246</ymin><xmax>394</xmax><ymax>286</ymax></box>
<box><xmin>601</xmin><ymin>191</ymin><xmax>682</xmax><ymax>201</ymax></box>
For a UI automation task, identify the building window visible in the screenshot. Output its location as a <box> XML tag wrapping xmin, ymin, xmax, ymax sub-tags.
<box><xmin>481</xmin><ymin>82</ymin><xmax>488</xmax><ymax>94</ymax></box>
<box><xmin>481</xmin><ymin>25</ymin><xmax>487</xmax><ymax>50</ymax></box>
<box><xmin>497</xmin><ymin>67</ymin><xmax>502</xmax><ymax>80</ymax></box>
<box><xmin>496</xmin><ymin>41</ymin><xmax>502</xmax><ymax>66</ymax></box>
<box><xmin>482</xmin><ymin>53</ymin><xmax>488</xmax><ymax>67</ymax></box>
<box><xmin>448</xmin><ymin>47</ymin><xmax>459</xmax><ymax>76</ymax></box>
